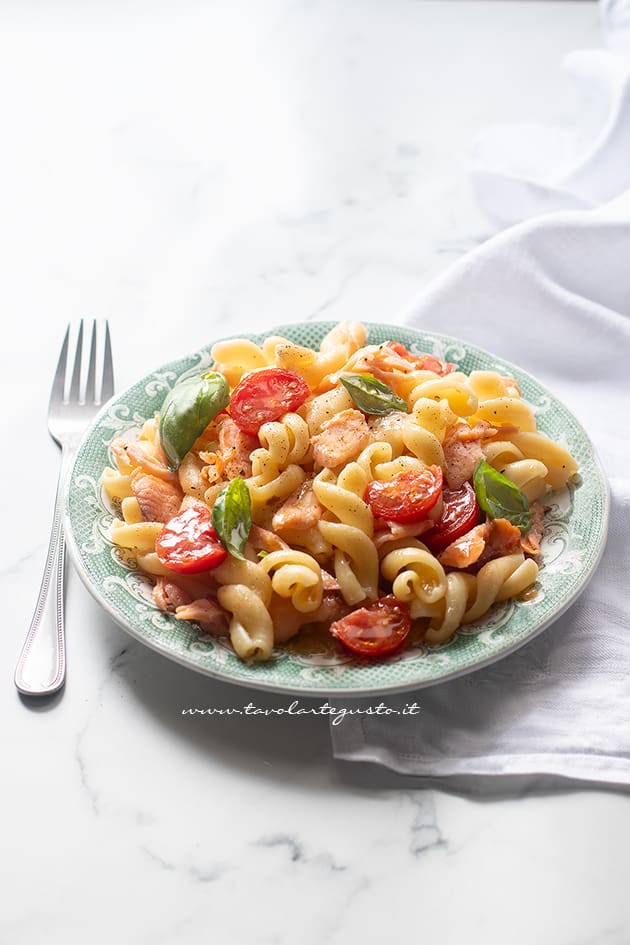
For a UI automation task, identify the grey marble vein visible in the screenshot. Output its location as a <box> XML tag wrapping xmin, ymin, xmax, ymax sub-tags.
<box><xmin>406</xmin><ymin>791</ymin><xmax>447</xmax><ymax>856</ymax></box>
<box><xmin>254</xmin><ymin>833</ymin><xmax>347</xmax><ymax>871</ymax></box>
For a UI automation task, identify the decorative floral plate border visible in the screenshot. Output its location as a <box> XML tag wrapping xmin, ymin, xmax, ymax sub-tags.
<box><xmin>64</xmin><ymin>322</ymin><xmax>609</xmax><ymax>696</ymax></box>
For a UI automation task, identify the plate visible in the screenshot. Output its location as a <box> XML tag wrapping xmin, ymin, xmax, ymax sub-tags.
<box><xmin>64</xmin><ymin>322</ymin><xmax>609</xmax><ymax>696</ymax></box>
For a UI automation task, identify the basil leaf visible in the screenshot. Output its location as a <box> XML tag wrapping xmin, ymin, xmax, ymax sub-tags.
<box><xmin>340</xmin><ymin>374</ymin><xmax>408</xmax><ymax>415</ymax></box>
<box><xmin>211</xmin><ymin>477</ymin><xmax>252</xmax><ymax>560</ymax></box>
<box><xmin>473</xmin><ymin>459</ymin><xmax>532</xmax><ymax>534</ymax></box>
<box><xmin>158</xmin><ymin>371</ymin><xmax>229</xmax><ymax>470</ymax></box>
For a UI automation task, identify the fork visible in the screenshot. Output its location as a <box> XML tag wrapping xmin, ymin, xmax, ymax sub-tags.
<box><xmin>14</xmin><ymin>320</ymin><xmax>114</xmax><ymax>696</ymax></box>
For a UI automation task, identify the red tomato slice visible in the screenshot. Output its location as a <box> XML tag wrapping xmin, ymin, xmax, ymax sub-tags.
<box><xmin>365</xmin><ymin>466</ymin><xmax>443</xmax><ymax>524</ymax></box>
<box><xmin>422</xmin><ymin>481</ymin><xmax>480</xmax><ymax>552</ymax></box>
<box><xmin>387</xmin><ymin>341</ymin><xmax>454</xmax><ymax>376</ymax></box>
<box><xmin>329</xmin><ymin>595</ymin><xmax>411</xmax><ymax>656</ymax></box>
<box><xmin>230</xmin><ymin>367</ymin><xmax>310</xmax><ymax>435</ymax></box>
<box><xmin>156</xmin><ymin>506</ymin><xmax>227</xmax><ymax>574</ymax></box>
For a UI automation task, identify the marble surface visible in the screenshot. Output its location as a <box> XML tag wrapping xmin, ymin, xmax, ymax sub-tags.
<box><xmin>3</xmin><ymin>2</ymin><xmax>630</xmax><ymax>943</ymax></box>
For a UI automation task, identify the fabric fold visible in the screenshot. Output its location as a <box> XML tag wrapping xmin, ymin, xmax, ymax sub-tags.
<box><xmin>330</xmin><ymin>195</ymin><xmax>630</xmax><ymax>786</ymax></box>
<box><xmin>471</xmin><ymin>51</ymin><xmax>630</xmax><ymax>227</ymax></box>
<box><xmin>330</xmin><ymin>4</ymin><xmax>630</xmax><ymax>786</ymax></box>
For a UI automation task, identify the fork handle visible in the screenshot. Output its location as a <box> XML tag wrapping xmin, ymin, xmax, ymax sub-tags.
<box><xmin>14</xmin><ymin>465</ymin><xmax>66</xmax><ymax>696</ymax></box>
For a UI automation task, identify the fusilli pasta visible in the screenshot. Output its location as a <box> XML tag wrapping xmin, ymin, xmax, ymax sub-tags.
<box><xmin>103</xmin><ymin>323</ymin><xmax>578</xmax><ymax>662</ymax></box>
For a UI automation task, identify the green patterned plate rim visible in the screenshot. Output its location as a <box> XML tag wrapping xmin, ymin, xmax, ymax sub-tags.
<box><xmin>64</xmin><ymin>322</ymin><xmax>609</xmax><ymax>697</ymax></box>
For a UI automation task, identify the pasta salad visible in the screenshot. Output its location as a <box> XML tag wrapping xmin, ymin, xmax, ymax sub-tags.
<box><xmin>102</xmin><ymin>322</ymin><xmax>578</xmax><ymax>662</ymax></box>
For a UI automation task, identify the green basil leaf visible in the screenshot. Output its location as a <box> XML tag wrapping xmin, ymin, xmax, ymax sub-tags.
<box><xmin>211</xmin><ymin>477</ymin><xmax>252</xmax><ymax>560</ymax></box>
<box><xmin>473</xmin><ymin>459</ymin><xmax>532</xmax><ymax>534</ymax></box>
<box><xmin>340</xmin><ymin>374</ymin><xmax>408</xmax><ymax>416</ymax></box>
<box><xmin>158</xmin><ymin>371</ymin><xmax>229</xmax><ymax>470</ymax></box>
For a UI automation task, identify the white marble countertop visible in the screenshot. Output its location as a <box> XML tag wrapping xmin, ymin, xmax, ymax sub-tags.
<box><xmin>3</xmin><ymin>2</ymin><xmax>630</xmax><ymax>943</ymax></box>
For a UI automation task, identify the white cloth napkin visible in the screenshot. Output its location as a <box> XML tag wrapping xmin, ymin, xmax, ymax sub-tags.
<box><xmin>331</xmin><ymin>190</ymin><xmax>630</xmax><ymax>786</ymax></box>
<box><xmin>601</xmin><ymin>0</ymin><xmax>630</xmax><ymax>51</ymax></box>
<box><xmin>471</xmin><ymin>49</ymin><xmax>630</xmax><ymax>227</ymax></box>
<box><xmin>331</xmin><ymin>5</ymin><xmax>630</xmax><ymax>786</ymax></box>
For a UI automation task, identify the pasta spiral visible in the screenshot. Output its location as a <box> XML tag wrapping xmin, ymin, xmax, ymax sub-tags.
<box><xmin>313</xmin><ymin>468</ymin><xmax>378</xmax><ymax>604</ymax></box>
<box><xmin>103</xmin><ymin>322</ymin><xmax>577</xmax><ymax>662</ymax></box>
<box><xmin>380</xmin><ymin>539</ymin><xmax>448</xmax><ymax>606</ymax></box>
<box><xmin>462</xmin><ymin>553</ymin><xmax>539</xmax><ymax>624</ymax></box>
<box><xmin>259</xmin><ymin>550</ymin><xmax>323</xmax><ymax>612</ymax></box>
<box><xmin>214</xmin><ymin>558</ymin><xmax>274</xmax><ymax>661</ymax></box>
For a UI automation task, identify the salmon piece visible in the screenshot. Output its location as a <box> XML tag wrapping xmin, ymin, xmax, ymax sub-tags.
<box><xmin>521</xmin><ymin>502</ymin><xmax>545</xmax><ymax>556</ymax></box>
<box><xmin>457</xmin><ymin>420</ymin><xmax>518</xmax><ymax>443</ymax></box>
<box><xmin>130</xmin><ymin>469</ymin><xmax>184</xmax><ymax>523</ymax></box>
<box><xmin>270</xmin><ymin>590</ymin><xmax>350</xmax><ymax>642</ymax></box>
<box><xmin>199</xmin><ymin>455</ymin><xmax>223</xmax><ymax>488</ymax></box>
<box><xmin>320</xmin><ymin>343</ymin><xmax>418</xmax><ymax>393</ymax></box>
<box><xmin>217</xmin><ymin>417</ymin><xmax>258</xmax><ymax>480</ymax></box>
<box><xmin>438</xmin><ymin>522</ymin><xmax>491</xmax><ymax>568</ymax></box>
<box><xmin>351</xmin><ymin>344</ymin><xmax>417</xmax><ymax>375</ymax></box>
<box><xmin>327</xmin><ymin>342</ymin><xmax>453</xmax><ymax>393</ymax></box>
<box><xmin>175</xmin><ymin>598</ymin><xmax>229</xmax><ymax>636</ymax></box>
<box><xmin>321</xmin><ymin>569</ymin><xmax>340</xmax><ymax>591</ymax></box>
<box><xmin>443</xmin><ymin>422</ymin><xmax>523</xmax><ymax>489</ymax></box>
<box><xmin>503</xmin><ymin>377</ymin><xmax>522</xmax><ymax>397</ymax></box>
<box><xmin>386</xmin><ymin>341</ymin><xmax>455</xmax><ymax>375</ymax></box>
<box><xmin>439</xmin><ymin>518</ymin><xmax>521</xmax><ymax>569</ymax></box>
<box><xmin>248</xmin><ymin>525</ymin><xmax>291</xmax><ymax>554</ymax></box>
<box><xmin>309</xmin><ymin>592</ymin><xmax>351</xmax><ymax>626</ymax></box>
<box><xmin>269</xmin><ymin>596</ymin><xmax>304</xmax><ymax>642</ymax></box>
<box><xmin>153</xmin><ymin>576</ymin><xmax>229</xmax><ymax>636</ymax></box>
<box><xmin>272</xmin><ymin>479</ymin><xmax>323</xmax><ymax>531</ymax></box>
<box><xmin>153</xmin><ymin>577</ymin><xmax>193</xmax><ymax>613</ymax></box>
<box><xmin>442</xmin><ymin>424</ymin><xmax>486</xmax><ymax>489</ymax></box>
<box><xmin>169</xmin><ymin>571</ymin><xmax>222</xmax><ymax>600</ymax></box>
<box><xmin>476</xmin><ymin>518</ymin><xmax>522</xmax><ymax>566</ymax></box>
<box><xmin>373</xmin><ymin>517</ymin><xmax>435</xmax><ymax>550</ymax></box>
<box><xmin>111</xmin><ymin>436</ymin><xmax>180</xmax><ymax>485</ymax></box>
<box><xmin>311</xmin><ymin>409</ymin><xmax>370</xmax><ymax>469</ymax></box>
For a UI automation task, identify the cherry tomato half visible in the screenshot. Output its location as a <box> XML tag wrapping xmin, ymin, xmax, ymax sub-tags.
<box><xmin>387</xmin><ymin>341</ymin><xmax>454</xmax><ymax>376</ymax></box>
<box><xmin>230</xmin><ymin>367</ymin><xmax>310</xmax><ymax>435</ymax></box>
<box><xmin>156</xmin><ymin>506</ymin><xmax>227</xmax><ymax>574</ymax></box>
<box><xmin>329</xmin><ymin>595</ymin><xmax>411</xmax><ymax>657</ymax></box>
<box><xmin>364</xmin><ymin>465</ymin><xmax>443</xmax><ymax>524</ymax></box>
<box><xmin>422</xmin><ymin>481</ymin><xmax>480</xmax><ymax>552</ymax></box>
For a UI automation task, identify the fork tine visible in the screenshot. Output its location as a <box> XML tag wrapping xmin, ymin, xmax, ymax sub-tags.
<box><xmin>86</xmin><ymin>320</ymin><xmax>98</xmax><ymax>404</ymax></box>
<box><xmin>101</xmin><ymin>320</ymin><xmax>114</xmax><ymax>403</ymax></box>
<box><xmin>49</xmin><ymin>325</ymin><xmax>70</xmax><ymax>406</ymax></box>
<box><xmin>68</xmin><ymin>319</ymin><xmax>84</xmax><ymax>404</ymax></box>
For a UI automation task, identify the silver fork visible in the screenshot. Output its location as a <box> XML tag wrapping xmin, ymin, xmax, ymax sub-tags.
<box><xmin>14</xmin><ymin>320</ymin><xmax>114</xmax><ymax>696</ymax></box>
